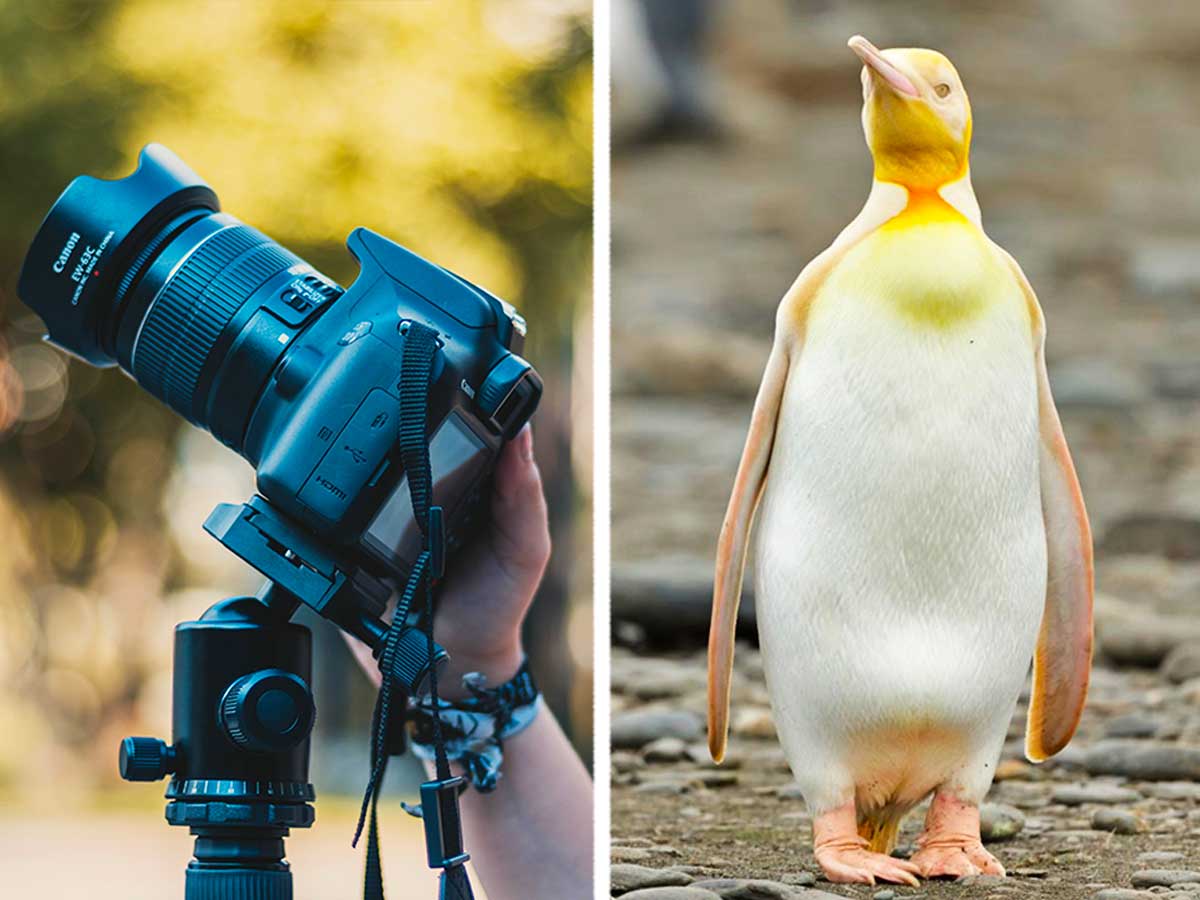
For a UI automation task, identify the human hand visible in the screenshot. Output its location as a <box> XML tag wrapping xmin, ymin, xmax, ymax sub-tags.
<box><xmin>345</xmin><ymin>425</ymin><xmax>551</xmax><ymax>697</ymax></box>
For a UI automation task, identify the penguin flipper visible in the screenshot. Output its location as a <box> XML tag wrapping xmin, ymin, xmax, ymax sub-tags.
<box><xmin>706</xmin><ymin>238</ymin><xmax>858</xmax><ymax>763</ymax></box>
<box><xmin>1017</xmin><ymin>275</ymin><xmax>1094</xmax><ymax>762</ymax></box>
<box><xmin>708</xmin><ymin>337</ymin><xmax>789</xmax><ymax>762</ymax></box>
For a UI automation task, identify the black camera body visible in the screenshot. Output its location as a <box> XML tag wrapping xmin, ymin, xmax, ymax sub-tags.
<box><xmin>246</xmin><ymin>227</ymin><xmax>538</xmax><ymax>576</ymax></box>
<box><xmin>18</xmin><ymin>144</ymin><xmax>541</xmax><ymax>645</ymax></box>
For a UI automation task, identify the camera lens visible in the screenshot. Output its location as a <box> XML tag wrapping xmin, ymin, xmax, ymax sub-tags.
<box><xmin>18</xmin><ymin>144</ymin><xmax>339</xmax><ymax>448</ymax></box>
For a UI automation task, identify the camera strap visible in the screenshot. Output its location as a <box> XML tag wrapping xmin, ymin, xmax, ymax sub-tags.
<box><xmin>353</xmin><ymin>320</ymin><xmax>475</xmax><ymax>900</ymax></box>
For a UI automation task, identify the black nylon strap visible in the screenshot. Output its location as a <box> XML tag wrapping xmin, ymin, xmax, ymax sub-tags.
<box><xmin>397</xmin><ymin>321</ymin><xmax>437</xmax><ymax>524</ymax></box>
<box><xmin>357</xmin><ymin>321</ymin><xmax>474</xmax><ymax>900</ymax></box>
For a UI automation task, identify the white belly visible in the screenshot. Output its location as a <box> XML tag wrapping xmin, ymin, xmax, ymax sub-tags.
<box><xmin>755</xmin><ymin>230</ymin><xmax>1046</xmax><ymax>810</ymax></box>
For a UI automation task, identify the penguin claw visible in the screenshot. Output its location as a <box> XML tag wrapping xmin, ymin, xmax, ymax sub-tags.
<box><xmin>814</xmin><ymin>846</ymin><xmax>921</xmax><ymax>887</ymax></box>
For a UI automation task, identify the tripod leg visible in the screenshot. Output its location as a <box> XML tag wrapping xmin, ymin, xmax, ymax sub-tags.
<box><xmin>186</xmin><ymin>833</ymin><xmax>292</xmax><ymax>900</ymax></box>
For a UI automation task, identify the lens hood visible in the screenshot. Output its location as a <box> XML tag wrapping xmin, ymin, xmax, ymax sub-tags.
<box><xmin>17</xmin><ymin>144</ymin><xmax>219</xmax><ymax>365</ymax></box>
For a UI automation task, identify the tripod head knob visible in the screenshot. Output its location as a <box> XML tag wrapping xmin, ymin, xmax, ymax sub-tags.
<box><xmin>119</xmin><ymin>736</ymin><xmax>177</xmax><ymax>782</ymax></box>
<box><xmin>220</xmin><ymin>669</ymin><xmax>316</xmax><ymax>753</ymax></box>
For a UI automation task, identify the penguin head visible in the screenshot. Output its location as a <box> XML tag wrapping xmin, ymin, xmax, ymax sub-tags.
<box><xmin>848</xmin><ymin>35</ymin><xmax>972</xmax><ymax>190</ymax></box>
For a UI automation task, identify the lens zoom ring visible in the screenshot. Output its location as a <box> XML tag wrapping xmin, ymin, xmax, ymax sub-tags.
<box><xmin>163</xmin><ymin>242</ymin><xmax>299</xmax><ymax>415</ymax></box>
<box><xmin>134</xmin><ymin>225</ymin><xmax>299</xmax><ymax>421</ymax></box>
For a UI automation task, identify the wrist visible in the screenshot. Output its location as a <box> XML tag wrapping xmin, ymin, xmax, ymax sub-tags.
<box><xmin>435</xmin><ymin>638</ymin><xmax>523</xmax><ymax>700</ymax></box>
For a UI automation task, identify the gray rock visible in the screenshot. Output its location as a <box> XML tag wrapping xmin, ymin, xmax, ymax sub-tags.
<box><xmin>688</xmin><ymin>879</ymin><xmax>800</xmax><ymax>900</ymax></box>
<box><xmin>1163</xmin><ymin>642</ymin><xmax>1200</xmax><ymax>684</ymax></box>
<box><xmin>780</xmin><ymin>872</ymin><xmax>816</xmax><ymax>887</ymax></box>
<box><xmin>618</xmin><ymin>890</ymin><xmax>723</xmax><ymax>900</ymax></box>
<box><xmin>1130</xmin><ymin>871</ymin><xmax>1200</xmax><ymax>888</ymax></box>
<box><xmin>1104</xmin><ymin>713</ymin><xmax>1163</xmax><ymax>739</ymax></box>
<box><xmin>1052</xmin><ymin>782</ymin><xmax>1142</xmax><ymax>805</ymax></box>
<box><xmin>873</xmin><ymin>891</ymin><xmax>896</xmax><ymax>900</ymax></box>
<box><xmin>643</xmin><ymin>737</ymin><xmax>688</xmax><ymax>762</ymax></box>
<box><xmin>1091</xmin><ymin>808</ymin><xmax>1146</xmax><ymax>834</ymax></box>
<box><xmin>627</xmin><ymin>671</ymin><xmax>707</xmax><ymax>702</ymax></box>
<box><xmin>1045</xmin><ymin>742</ymin><xmax>1089</xmax><ymax>770</ymax></box>
<box><xmin>980</xmin><ymin>803</ymin><xmax>1025</xmax><ymax>841</ymax></box>
<box><xmin>1085</xmin><ymin>741</ymin><xmax>1200</xmax><ymax>780</ymax></box>
<box><xmin>613</xmin><ymin>710</ymin><xmax>704</xmax><ymax>749</ymax></box>
<box><xmin>612</xmin><ymin>864</ymin><xmax>694</xmax><ymax>894</ymax></box>
<box><xmin>1093</xmin><ymin>891</ymin><xmax>1158</xmax><ymax>900</ymax></box>
<box><xmin>1098</xmin><ymin>614</ymin><xmax>1200</xmax><ymax>666</ymax></box>
<box><xmin>613</xmin><ymin>558</ymin><xmax>756</xmax><ymax>638</ymax></box>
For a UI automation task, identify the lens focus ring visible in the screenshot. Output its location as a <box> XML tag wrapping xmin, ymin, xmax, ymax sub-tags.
<box><xmin>133</xmin><ymin>223</ymin><xmax>301</xmax><ymax>422</ymax></box>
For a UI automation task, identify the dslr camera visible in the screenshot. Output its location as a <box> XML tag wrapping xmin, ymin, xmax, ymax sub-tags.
<box><xmin>18</xmin><ymin>144</ymin><xmax>542</xmax><ymax>685</ymax></box>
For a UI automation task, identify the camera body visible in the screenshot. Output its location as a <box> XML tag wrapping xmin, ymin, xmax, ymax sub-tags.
<box><xmin>236</xmin><ymin>226</ymin><xmax>539</xmax><ymax>578</ymax></box>
<box><xmin>18</xmin><ymin>144</ymin><xmax>541</xmax><ymax>635</ymax></box>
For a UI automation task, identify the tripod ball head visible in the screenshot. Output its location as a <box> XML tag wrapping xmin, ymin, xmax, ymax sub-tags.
<box><xmin>119</xmin><ymin>594</ymin><xmax>317</xmax><ymax>900</ymax></box>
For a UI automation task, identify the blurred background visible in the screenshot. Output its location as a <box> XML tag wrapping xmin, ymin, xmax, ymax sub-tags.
<box><xmin>0</xmin><ymin>1</ymin><xmax>591</xmax><ymax>897</ymax></box>
<box><xmin>611</xmin><ymin>2</ymin><xmax>1200</xmax><ymax>896</ymax></box>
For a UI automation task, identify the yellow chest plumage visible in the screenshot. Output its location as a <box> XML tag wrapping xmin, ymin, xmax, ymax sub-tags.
<box><xmin>815</xmin><ymin>193</ymin><xmax>1021</xmax><ymax>331</ymax></box>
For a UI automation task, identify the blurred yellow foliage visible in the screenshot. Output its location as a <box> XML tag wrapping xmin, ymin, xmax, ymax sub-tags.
<box><xmin>0</xmin><ymin>0</ymin><xmax>591</xmax><ymax>807</ymax></box>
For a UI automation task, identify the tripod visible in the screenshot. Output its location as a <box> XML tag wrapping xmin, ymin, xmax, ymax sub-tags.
<box><xmin>120</xmin><ymin>585</ymin><xmax>318</xmax><ymax>899</ymax></box>
<box><xmin>120</xmin><ymin>573</ymin><xmax>453</xmax><ymax>900</ymax></box>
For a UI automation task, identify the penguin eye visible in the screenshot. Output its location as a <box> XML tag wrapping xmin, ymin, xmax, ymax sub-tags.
<box><xmin>934</xmin><ymin>83</ymin><xmax>952</xmax><ymax>98</ymax></box>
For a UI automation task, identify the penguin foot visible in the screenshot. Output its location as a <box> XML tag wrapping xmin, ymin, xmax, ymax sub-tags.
<box><xmin>814</xmin><ymin>844</ymin><xmax>922</xmax><ymax>886</ymax></box>
<box><xmin>912</xmin><ymin>792</ymin><xmax>1005</xmax><ymax>880</ymax></box>
<box><xmin>812</xmin><ymin>806</ymin><xmax>921</xmax><ymax>886</ymax></box>
<box><xmin>910</xmin><ymin>840</ymin><xmax>1004</xmax><ymax>880</ymax></box>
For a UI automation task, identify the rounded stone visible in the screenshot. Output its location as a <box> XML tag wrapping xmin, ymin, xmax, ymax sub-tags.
<box><xmin>612</xmin><ymin>710</ymin><xmax>704</xmax><ymax>749</ymax></box>
<box><xmin>1084</xmin><ymin>742</ymin><xmax>1200</xmax><ymax>781</ymax></box>
<box><xmin>980</xmin><ymin>803</ymin><xmax>1026</xmax><ymax>842</ymax></box>
<box><xmin>611</xmin><ymin>864</ymin><xmax>693</xmax><ymax>894</ymax></box>
<box><xmin>1091</xmin><ymin>808</ymin><xmax>1146</xmax><ymax>835</ymax></box>
<box><xmin>1162</xmin><ymin>642</ymin><xmax>1200</xmax><ymax>684</ymax></box>
<box><xmin>1130</xmin><ymin>870</ymin><xmax>1200</xmax><ymax>888</ymax></box>
<box><xmin>1053</xmin><ymin>783</ymin><xmax>1142</xmax><ymax>806</ymax></box>
<box><xmin>618</xmin><ymin>889</ymin><xmax>723</xmax><ymax>900</ymax></box>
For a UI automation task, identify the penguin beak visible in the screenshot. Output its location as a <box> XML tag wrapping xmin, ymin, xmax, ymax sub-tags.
<box><xmin>848</xmin><ymin>35</ymin><xmax>920</xmax><ymax>99</ymax></box>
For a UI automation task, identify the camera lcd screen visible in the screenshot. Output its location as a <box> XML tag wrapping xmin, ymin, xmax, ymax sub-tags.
<box><xmin>362</xmin><ymin>411</ymin><xmax>489</xmax><ymax>568</ymax></box>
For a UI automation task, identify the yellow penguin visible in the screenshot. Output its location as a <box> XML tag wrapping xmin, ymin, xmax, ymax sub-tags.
<box><xmin>707</xmin><ymin>36</ymin><xmax>1093</xmax><ymax>885</ymax></box>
